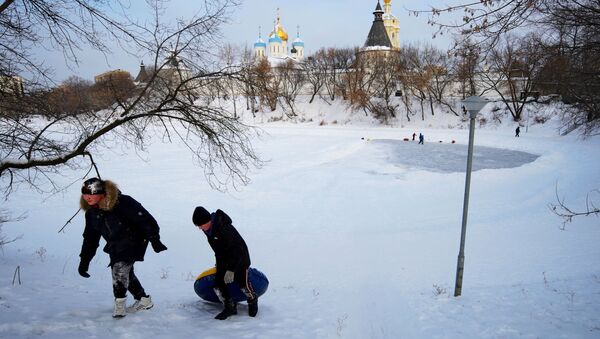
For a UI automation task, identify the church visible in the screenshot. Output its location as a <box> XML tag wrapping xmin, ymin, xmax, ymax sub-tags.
<box><xmin>253</xmin><ymin>9</ymin><xmax>305</xmax><ymax>63</ymax></box>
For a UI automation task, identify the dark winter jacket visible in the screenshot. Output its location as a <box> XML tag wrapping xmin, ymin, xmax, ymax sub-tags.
<box><xmin>204</xmin><ymin>209</ymin><xmax>251</xmax><ymax>273</ymax></box>
<box><xmin>79</xmin><ymin>180</ymin><xmax>161</xmax><ymax>266</ymax></box>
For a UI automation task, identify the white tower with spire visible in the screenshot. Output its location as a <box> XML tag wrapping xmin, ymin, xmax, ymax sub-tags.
<box><xmin>291</xmin><ymin>25</ymin><xmax>305</xmax><ymax>60</ymax></box>
<box><xmin>253</xmin><ymin>26</ymin><xmax>266</xmax><ymax>58</ymax></box>
<box><xmin>268</xmin><ymin>20</ymin><xmax>284</xmax><ymax>58</ymax></box>
<box><xmin>268</xmin><ymin>8</ymin><xmax>288</xmax><ymax>58</ymax></box>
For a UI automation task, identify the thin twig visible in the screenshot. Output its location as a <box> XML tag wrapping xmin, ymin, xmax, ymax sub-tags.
<box><xmin>12</xmin><ymin>265</ymin><xmax>21</xmax><ymax>285</ymax></box>
<box><xmin>549</xmin><ymin>185</ymin><xmax>600</xmax><ymax>229</ymax></box>
<box><xmin>58</xmin><ymin>208</ymin><xmax>81</xmax><ymax>233</ymax></box>
<box><xmin>84</xmin><ymin>152</ymin><xmax>101</xmax><ymax>179</ymax></box>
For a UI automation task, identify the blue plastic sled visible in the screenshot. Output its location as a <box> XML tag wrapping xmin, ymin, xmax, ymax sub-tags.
<box><xmin>194</xmin><ymin>267</ymin><xmax>269</xmax><ymax>303</ymax></box>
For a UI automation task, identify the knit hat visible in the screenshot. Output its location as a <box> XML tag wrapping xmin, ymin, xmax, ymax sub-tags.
<box><xmin>81</xmin><ymin>178</ymin><xmax>105</xmax><ymax>195</ymax></box>
<box><xmin>193</xmin><ymin>206</ymin><xmax>211</xmax><ymax>226</ymax></box>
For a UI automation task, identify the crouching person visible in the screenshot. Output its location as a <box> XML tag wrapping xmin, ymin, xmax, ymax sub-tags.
<box><xmin>78</xmin><ymin>178</ymin><xmax>168</xmax><ymax>318</ymax></box>
<box><xmin>192</xmin><ymin>206</ymin><xmax>258</xmax><ymax>320</ymax></box>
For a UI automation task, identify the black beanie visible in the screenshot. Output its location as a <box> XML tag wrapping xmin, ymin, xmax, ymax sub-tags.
<box><xmin>193</xmin><ymin>206</ymin><xmax>211</xmax><ymax>226</ymax></box>
<box><xmin>81</xmin><ymin>178</ymin><xmax>105</xmax><ymax>195</ymax></box>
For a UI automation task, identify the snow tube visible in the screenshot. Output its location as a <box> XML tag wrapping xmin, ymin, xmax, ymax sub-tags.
<box><xmin>194</xmin><ymin>267</ymin><xmax>269</xmax><ymax>303</ymax></box>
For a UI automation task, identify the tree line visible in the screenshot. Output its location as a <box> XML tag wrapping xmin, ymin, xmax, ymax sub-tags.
<box><xmin>211</xmin><ymin>26</ymin><xmax>597</xmax><ymax>129</ymax></box>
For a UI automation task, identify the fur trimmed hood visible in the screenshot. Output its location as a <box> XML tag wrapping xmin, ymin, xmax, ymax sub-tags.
<box><xmin>80</xmin><ymin>180</ymin><xmax>119</xmax><ymax>211</ymax></box>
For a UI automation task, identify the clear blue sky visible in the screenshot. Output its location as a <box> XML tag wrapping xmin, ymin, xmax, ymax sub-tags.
<box><xmin>42</xmin><ymin>0</ymin><xmax>456</xmax><ymax>82</ymax></box>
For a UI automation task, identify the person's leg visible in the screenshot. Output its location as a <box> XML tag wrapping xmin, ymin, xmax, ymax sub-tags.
<box><xmin>213</xmin><ymin>269</ymin><xmax>230</xmax><ymax>301</ymax></box>
<box><xmin>235</xmin><ymin>268</ymin><xmax>258</xmax><ymax>317</ymax></box>
<box><xmin>112</xmin><ymin>261</ymin><xmax>133</xmax><ymax>298</ymax></box>
<box><xmin>213</xmin><ymin>269</ymin><xmax>237</xmax><ymax>320</ymax></box>
<box><xmin>126</xmin><ymin>264</ymin><xmax>154</xmax><ymax>312</ymax></box>
<box><xmin>127</xmin><ymin>264</ymin><xmax>147</xmax><ymax>299</ymax></box>
<box><xmin>111</xmin><ymin>261</ymin><xmax>133</xmax><ymax>317</ymax></box>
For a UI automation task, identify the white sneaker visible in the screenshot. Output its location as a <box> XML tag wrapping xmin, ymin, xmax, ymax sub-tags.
<box><xmin>113</xmin><ymin>297</ymin><xmax>127</xmax><ymax>318</ymax></box>
<box><xmin>127</xmin><ymin>295</ymin><xmax>154</xmax><ymax>313</ymax></box>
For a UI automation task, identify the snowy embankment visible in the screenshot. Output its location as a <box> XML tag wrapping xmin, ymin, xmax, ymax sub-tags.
<box><xmin>1</xmin><ymin>98</ymin><xmax>599</xmax><ymax>338</ymax></box>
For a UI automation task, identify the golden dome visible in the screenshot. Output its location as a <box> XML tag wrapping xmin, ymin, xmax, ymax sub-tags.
<box><xmin>275</xmin><ymin>11</ymin><xmax>288</xmax><ymax>41</ymax></box>
<box><xmin>384</xmin><ymin>0</ymin><xmax>391</xmax><ymax>4</ymax></box>
<box><xmin>268</xmin><ymin>27</ymin><xmax>288</xmax><ymax>42</ymax></box>
<box><xmin>268</xmin><ymin>8</ymin><xmax>288</xmax><ymax>42</ymax></box>
<box><xmin>277</xmin><ymin>27</ymin><xmax>288</xmax><ymax>41</ymax></box>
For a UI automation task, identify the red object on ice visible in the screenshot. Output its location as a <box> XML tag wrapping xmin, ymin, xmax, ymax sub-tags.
<box><xmin>403</xmin><ymin>138</ymin><xmax>409</xmax><ymax>141</ymax></box>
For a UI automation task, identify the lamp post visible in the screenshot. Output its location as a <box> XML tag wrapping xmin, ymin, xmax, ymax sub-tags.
<box><xmin>454</xmin><ymin>95</ymin><xmax>488</xmax><ymax>297</ymax></box>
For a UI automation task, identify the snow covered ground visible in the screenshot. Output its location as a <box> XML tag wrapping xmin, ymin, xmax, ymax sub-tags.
<box><xmin>1</xmin><ymin>101</ymin><xmax>599</xmax><ymax>338</ymax></box>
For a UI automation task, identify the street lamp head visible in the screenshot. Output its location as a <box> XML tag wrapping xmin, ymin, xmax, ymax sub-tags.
<box><xmin>461</xmin><ymin>96</ymin><xmax>489</xmax><ymax>118</ymax></box>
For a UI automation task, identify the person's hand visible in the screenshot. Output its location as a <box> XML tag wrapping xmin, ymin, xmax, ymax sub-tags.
<box><xmin>151</xmin><ymin>239</ymin><xmax>168</xmax><ymax>253</ymax></box>
<box><xmin>78</xmin><ymin>261</ymin><xmax>90</xmax><ymax>278</ymax></box>
<box><xmin>224</xmin><ymin>270</ymin><xmax>234</xmax><ymax>284</ymax></box>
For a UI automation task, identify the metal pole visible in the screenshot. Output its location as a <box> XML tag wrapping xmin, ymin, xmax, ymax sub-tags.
<box><xmin>454</xmin><ymin>112</ymin><xmax>476</xmax><ymax>297</ymax></box>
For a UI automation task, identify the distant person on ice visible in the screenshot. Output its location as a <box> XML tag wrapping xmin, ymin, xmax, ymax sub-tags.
<box><xmin>77</xmin><ymin>178</ymin><xmax>167</xmax><ymax>318</ymax></box>
<box><xmin>515</xmin><ymin>126</ymin><xmax>521</xmax><ymax>137</ymax></box>
<box><xmin>418</xmin><ymin>133</ymin><xmax>424</xmax><ymax>145</ymax></box>
<box><xmin>412</xmin><ymin>132</ymin><xmax>416</xmax><ymax>141</ymax></box>
<box><xmin>192</xmin><ymin>206</ymin><xmax>258</xmax><ymax>320</ymax></box>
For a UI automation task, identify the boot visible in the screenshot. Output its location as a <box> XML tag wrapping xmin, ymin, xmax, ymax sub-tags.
<box><xmin>113</xmin><ymin>297</ymin><xmax>127</xmax><ymax>318</ymax></box>
<box><xmin>127</xmin><ymin>295</ymin><xmax>154</xmax><ymax>313</ymax></box>
<box><xmin>248</xmin><ymin>297</ymin><xmax>258</xmax><ymax>317</ymax></box>
<box><xmin>215</xmin><ymin>300</ymin><xmax>237</xmax><ymax>320</ymax></box>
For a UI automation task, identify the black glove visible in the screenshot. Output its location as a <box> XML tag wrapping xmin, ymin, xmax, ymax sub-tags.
<box><xmin>78</xmin><ymin>260</ymin><xmax>90</xmax><ymax>278</ymax></box>
<box><xmin>151</xmin><ymin>239</ymin><xmax>168</xmax><ymax>253</ymax></box>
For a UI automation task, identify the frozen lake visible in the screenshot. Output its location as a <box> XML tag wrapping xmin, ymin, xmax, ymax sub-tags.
<box><xmin>374</xmin><ymin>139</ymin><xmax>539</xmax><ymax>173</ymax></box>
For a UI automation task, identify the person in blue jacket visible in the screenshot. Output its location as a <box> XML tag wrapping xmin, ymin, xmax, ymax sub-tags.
<box><xmin>78</xmin><ymin>178</ymin><xmax>167</xmax><ymax>318</ymax></box>
<box><xmin>193</xmin><ymin>206</ymin><xmax>258</xmax><ymax>320</ymax></box>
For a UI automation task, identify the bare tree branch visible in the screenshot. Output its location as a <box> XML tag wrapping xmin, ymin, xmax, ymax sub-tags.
<box><xmin>1</xmin><ymin>0</ymin><xmax>260</xmax><ymax>199</ymax></box>
<box><xmin>549</xmin><ymin>185</ymin><xmax>600</xmax><ymax>229</ymax></box>
<box><xmin>0</xmin><ymin>208</ymin><xmax>24</xmax><ymax>248</ymax></box>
